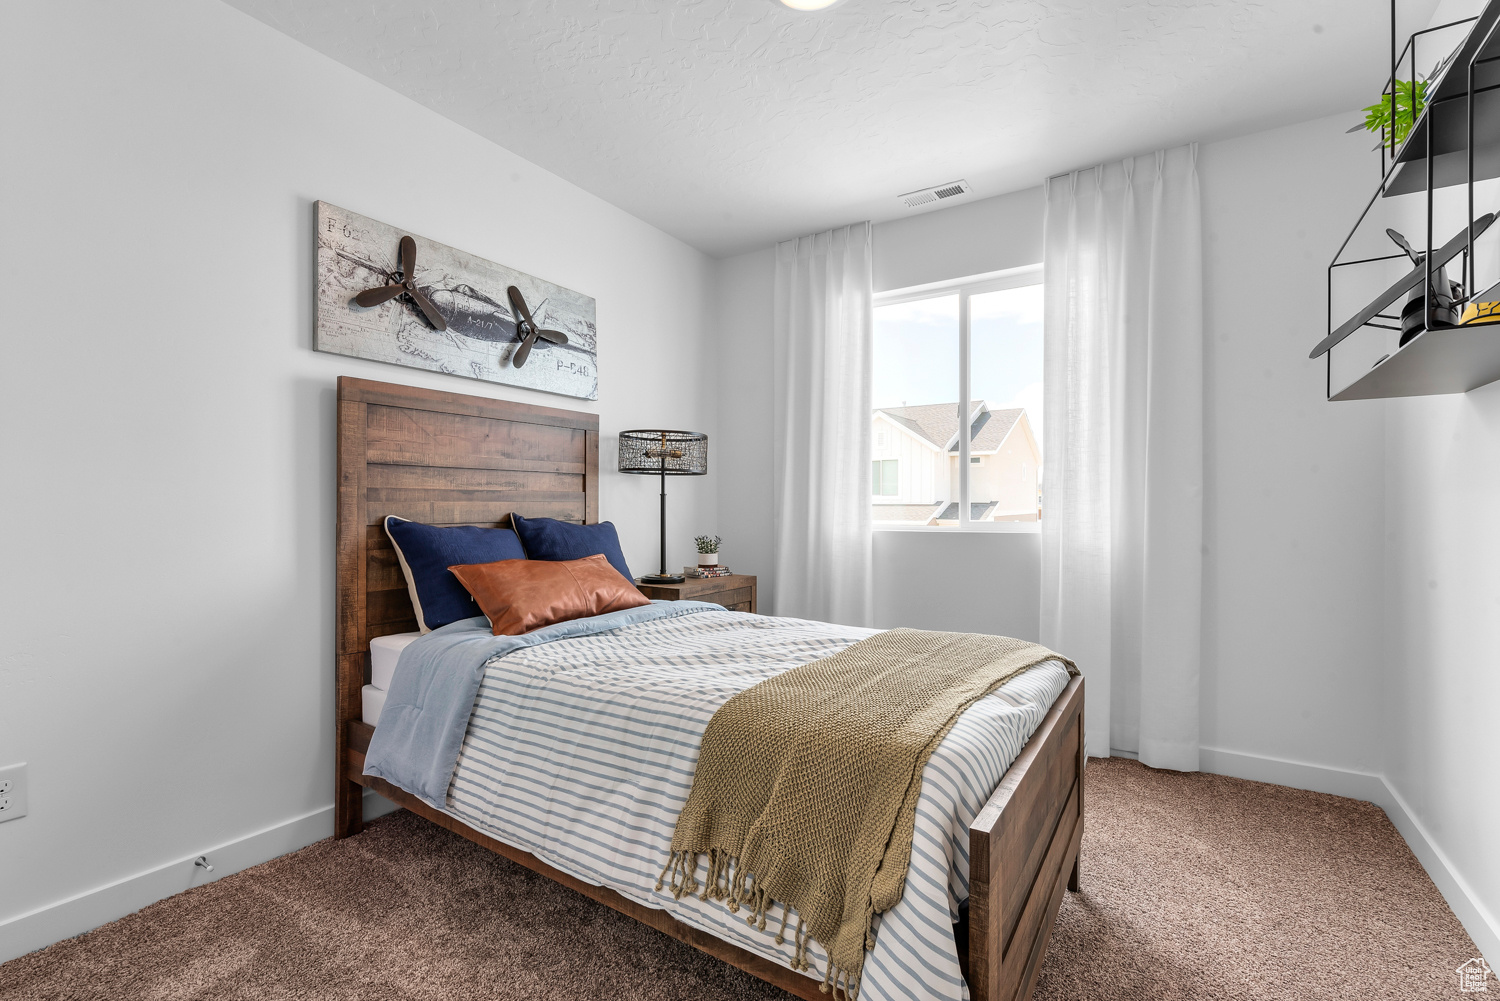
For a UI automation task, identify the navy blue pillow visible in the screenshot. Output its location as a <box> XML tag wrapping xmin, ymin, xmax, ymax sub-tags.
<box><xmin>384</xmin><ymin>516</ymin><xmax>527</xmax><ymax>632</ymax></box>
<box><xmin>511</xmin><ymin>515</ymin><xmax>634</xmax><ymax>583</ymax></box>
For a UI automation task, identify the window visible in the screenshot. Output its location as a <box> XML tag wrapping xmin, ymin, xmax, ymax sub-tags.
<box><xmin>870</xmin><ymin>267</ymin><xmax>1042</xmax><ymax>529</ymax></box>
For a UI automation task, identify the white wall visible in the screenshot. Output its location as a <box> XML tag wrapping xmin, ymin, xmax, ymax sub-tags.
<box><xmin>873</xmin><ymin>187</ymin><xmax>1044</xmax><ymax>293</ymax></box>
<box><xmin>1197</xmin><ymin>115</ymin><xmax>1389</xmax><ymax>775</ymax></box>
<box><xmin>1370</xmin><ymin>0</ymin><xmax>1500</xmax><ymax>961</ymax></box>
<box><xmin>0</xmin><ymin>0</ymin><xmax>716</xmax><ymax>958</ymax></box>
<box><xmin>873</xmin><ymin>532</ymin><xmax>1041</xmax><ymax>640</ymax></box>
<box><xmin>711</xmin><ymin>247</ymin><xmax>777</xmax><ymax>611</ymax></box>
<box><xmin>1383</xmin><ymin>388</ymin><xmax>1500</xmax><ymax>956</ymax></box>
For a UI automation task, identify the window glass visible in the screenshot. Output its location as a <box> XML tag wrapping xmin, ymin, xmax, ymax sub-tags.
<box><xmin>969</xmin><ymin>284</ymin><xmax>1043</xmax><ymax>523</ymax></box>
<box><xmin>869</xmin><ymin>278</ymin><xmax>1042</xmax><ymax>528</ymax></box>
<box><xmin>871</xmin><ymin>296</ymin><xmax>959</xmax><ymax>526</ymax></box>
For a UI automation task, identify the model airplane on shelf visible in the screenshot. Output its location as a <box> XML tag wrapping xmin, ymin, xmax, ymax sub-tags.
<box><xmin>1310</xmin><ymin>212</ymin><xmax>1495</xmax><ymax>359</ymax></box>
<box><xmin>1385</xmin><ymin>227</ymin><xmax>1463</xmax><ymax>347</ymax></box>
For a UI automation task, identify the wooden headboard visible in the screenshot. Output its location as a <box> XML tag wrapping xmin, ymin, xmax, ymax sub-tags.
<box><xmin>334</xmin><ymin>376</ymin><xmax>599</xmax><ymax>833</ymax></box>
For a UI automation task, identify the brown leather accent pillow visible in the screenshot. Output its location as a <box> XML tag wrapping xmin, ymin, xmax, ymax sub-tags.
<box><xmin>447</xmin><ymin>554</ymin><xmax>650</xmax><ymax>636</ymax></box>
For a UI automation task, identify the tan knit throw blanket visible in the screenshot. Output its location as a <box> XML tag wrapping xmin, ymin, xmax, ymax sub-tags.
<box><xmin>657</xmin><ymin>628</ymin><xmax>1076</xmax><ymax>999</ymax></box>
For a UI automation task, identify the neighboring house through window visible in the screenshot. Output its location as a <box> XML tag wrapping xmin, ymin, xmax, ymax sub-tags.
<box><xmin>869</xmin><ymin>267</ymin><xmax>1043</xmax><ymax>528</ymax></box>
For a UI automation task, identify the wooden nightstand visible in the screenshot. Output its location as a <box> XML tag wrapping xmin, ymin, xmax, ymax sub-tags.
<box><xmin>636</xmin><ymin>574</ymin><xmax>758</xmax><ymax>613</ymax></box>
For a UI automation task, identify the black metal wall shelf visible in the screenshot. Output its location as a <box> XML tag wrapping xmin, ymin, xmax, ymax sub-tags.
<box><xmin>1385</xmin><ymin>4</ymin><xmax>1500</xmax><ymax>195</ymax></box>
<box><xmin>1320</xmin><ymin>0</ymin><xmax>1500</xmax><ymax>402</ymax></box>
<box><xmin>1330</xmin><ymin>321</ymin><xmax>1500</xmax><ymax>400</ymax></box>
<box><xmin>1384</xmin><ymin>91</ymin><xmax>1500</xmax><ymax>195</ymax></box>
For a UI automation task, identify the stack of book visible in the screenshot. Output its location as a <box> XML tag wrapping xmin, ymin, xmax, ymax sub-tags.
<box><xmin>686</xmin><ymin>564</ymin><xmax>733</xmax><ymax>578</ymax></box>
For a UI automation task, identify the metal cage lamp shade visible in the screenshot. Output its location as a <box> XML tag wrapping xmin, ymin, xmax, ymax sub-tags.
<box><xmin>618</xmin><ymin>430</ymin><xmax>708</xmax><ymax>584</ymax></box>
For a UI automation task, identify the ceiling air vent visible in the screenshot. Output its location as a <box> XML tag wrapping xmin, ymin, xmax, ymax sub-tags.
<box><xmin>898</xmin><ymin>179</ymin><xmax>972</xmax><ymax>210</ymax></box>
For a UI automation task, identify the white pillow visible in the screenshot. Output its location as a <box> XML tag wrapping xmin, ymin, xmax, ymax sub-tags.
<box><xmin>370</xmin><ymin>631</ymin><xmax>420</xmax><ymax>691</ymax></box>
<box><xmin>361</xmin><ymin>685</ymin><xmax>388</xmax><ymax>726</ymax></box>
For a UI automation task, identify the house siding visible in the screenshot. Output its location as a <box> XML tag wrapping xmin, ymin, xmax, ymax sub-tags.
<box><xmin>875</xmin><ymin>408</ymin><xmax>1039</xmax><ymax>518</ymax></box>
<box><xmin>872</xmin><ymin>413</ymin><xmax>947</xmax><ymax>505</ymax></box>
<box><xmin>938</xmin><ymin>412</ymin><xmax>1040</xmax><ymax>521</ymax></box>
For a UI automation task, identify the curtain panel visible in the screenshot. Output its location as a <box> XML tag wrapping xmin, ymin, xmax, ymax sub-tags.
<box><xmin>771</xmin><ymin>223</ymin><xmax>874</xmax><ymax>626</ymax></box>
<box><xmin>1041</xmin><ymin>145</ymin><xmax>1204</xmax><ymax>769</ymax></box>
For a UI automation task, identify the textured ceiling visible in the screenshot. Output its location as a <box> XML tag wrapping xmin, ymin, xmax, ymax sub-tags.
<box><xmin>224</xmin><ymin>0</ymin><xmax>1439</xmax><ymax>257</ymax></box>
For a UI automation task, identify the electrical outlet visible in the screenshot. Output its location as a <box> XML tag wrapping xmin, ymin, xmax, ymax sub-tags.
<box><xmin>0</xmin><ymin>763</ymin><xmax>28</xmax><ymax>823</ymax></box>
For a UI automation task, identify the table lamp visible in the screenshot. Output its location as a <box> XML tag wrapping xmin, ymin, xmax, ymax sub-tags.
<box><xmin>618</xmin><ymin>429</ymin><xmax>708</xmax><ymax>584</ymax></box>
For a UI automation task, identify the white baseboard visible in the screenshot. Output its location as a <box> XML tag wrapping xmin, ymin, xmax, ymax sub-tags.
<box><xmin>1198</xmin><ymin>746</ymin><xmax>1390</xmax><ymax>802</ymax></box>
<box><xmin>1378</xmin><ymin>781</ymin><xmax>1500</xmax><ymax>971</ymax></box>
<box><xmin>0</xmin><ymin>790</ymin><xmax>399</xmax><ymax>965</ymax></box>
<box><xmin>1199</xmin><ymin>745</ymin><xmax>1500</xmax><ymax>968</ymax></box>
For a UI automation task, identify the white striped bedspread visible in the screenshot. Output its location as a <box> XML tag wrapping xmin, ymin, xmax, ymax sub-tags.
<box><xmin>442</xmin><ymin>609</ymin><xmax>1071</xmax><ymax>1001</ymax></box>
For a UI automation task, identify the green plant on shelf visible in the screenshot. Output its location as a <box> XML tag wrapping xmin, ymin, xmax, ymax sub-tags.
<box><xmin>694</xmin><ymin>534</ymin><xmax>721</xmax><ymax>554</ymax></box>
<box><xmin>1352</xmin><ymin>50</ymin><xmax>1459</xmax><ymax>152</ymax></box>
<box><xmin>1355</xmin><ymin>78</ymin><xmax>1429</xmax><ymax>149</ymax></box>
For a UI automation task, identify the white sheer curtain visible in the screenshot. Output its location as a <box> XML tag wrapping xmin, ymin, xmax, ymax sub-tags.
<box><xmin>1041</xmin><ymin>145</ymin><xmax>1203</xmax><ymax>769</ymax></box>
<box><xmin>771</xmin><ymin>223</ymin><xmax>874</xmax><ymax>626</ymax></box>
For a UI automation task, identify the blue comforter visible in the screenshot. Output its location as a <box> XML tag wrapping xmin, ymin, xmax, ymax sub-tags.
<box><xmin>362</xmin><ymin>599</ymin><xmax>725</xmax><ymax>808</ymax></box>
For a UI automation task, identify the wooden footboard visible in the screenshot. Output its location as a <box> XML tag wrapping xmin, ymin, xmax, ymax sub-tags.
<box><xmin>966</xmin><ymin>674</ymin><xmax>1085</xmax><ymax>1001</ymax></box>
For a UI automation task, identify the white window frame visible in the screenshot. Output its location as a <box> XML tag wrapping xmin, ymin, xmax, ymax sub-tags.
<box><xmin>872</xmin><ymin>264</ymin><xmax>1043</xmax><ymax>534</ymax></box>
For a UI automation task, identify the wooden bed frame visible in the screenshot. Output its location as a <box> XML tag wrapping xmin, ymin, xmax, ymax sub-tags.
<box><xmin>333</xmin><ymin>376</ymin><xmax>1085</xmax><ymax>1001</ymax></box>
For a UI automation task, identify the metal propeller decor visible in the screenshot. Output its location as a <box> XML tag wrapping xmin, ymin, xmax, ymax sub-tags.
<box><xmin>353</xmin><ymin>235</ymin><xmax>448</xmax><ymax>331</ymax></box>
<box><xmin>506</xmin><ymin>285</ymin><xmax>569</xmax><ymax>368</ymax></box>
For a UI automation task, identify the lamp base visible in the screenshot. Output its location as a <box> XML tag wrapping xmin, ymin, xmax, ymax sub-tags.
<box><xmin>639</xmin><ymin>573</ymin><xmax>686</xmax><ymax>584</ymax></box>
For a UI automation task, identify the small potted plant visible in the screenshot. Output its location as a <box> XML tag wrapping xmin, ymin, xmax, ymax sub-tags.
<box><xmin>1349</xmin><ymin>55</ymin><xmax>1451</xmax><ymax>151</ymax></box>
<box><xmin>694</xmin><ymin>535</ymin><xmax>722</xmax><ymax>567</ymax></box>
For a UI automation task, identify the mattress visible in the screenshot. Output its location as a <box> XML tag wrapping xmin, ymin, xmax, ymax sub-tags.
<box><xmin>370</xmin><ymin>631</ymin><xmax>420</xmax><ymax>692</ymax></box>
<box><xmin>439</xmin><ymin>609</ymin><xmax>1071</xmax><ymax>1001</ymax></box>
<box><xmin>361</xmin><ymin>684</ymin><xmax>387</xmax><ymax>726</ymax></box>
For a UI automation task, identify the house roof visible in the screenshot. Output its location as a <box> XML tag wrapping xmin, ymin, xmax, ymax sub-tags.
<box><xmin>875</xmin><ymin>402</ymin><xmax>1024</xmax><ymax>454</ymax></box>
<box><xmin>961</xmin><ymin>407</ymin><xmax>1023</xmax><ymax>453</ymax></box>
<box><xmin>935</xmin><ymin>502</ymin><xmax>999</xmax><ymax>522</ymax></box>
<box><xmin>875</xmin><ymin>403</ymin><xmax>960</xmax><ymax>450</ymax></box>
<box><xmin>871</xmin><ymin>503</ymin><xmax>944</xmax><ymax>524</ymax></box>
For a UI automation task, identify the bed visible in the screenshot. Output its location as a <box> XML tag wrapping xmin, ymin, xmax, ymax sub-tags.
<box><xmin>334</xmin><ymin>376</ymin><xmax>1085</xmax><ymax>1001</ymax></box>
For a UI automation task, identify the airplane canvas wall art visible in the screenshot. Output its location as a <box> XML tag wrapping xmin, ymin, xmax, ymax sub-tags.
<box><xmin>314</xmin><ymin>201</ymin><xmax>598</xmax><ymax>400</ymax></box>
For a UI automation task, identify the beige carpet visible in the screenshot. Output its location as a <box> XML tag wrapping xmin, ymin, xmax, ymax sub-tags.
<box><xmin>0</xmin><ymin>758</ymin><xmax>1480</xmax><ymax>1000</ymax></box>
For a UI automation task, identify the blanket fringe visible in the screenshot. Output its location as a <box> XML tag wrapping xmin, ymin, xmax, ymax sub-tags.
<box><xmin>656</xmin><ymin>850</ymin><xmax>866</xmax><ymax>999</ymax></box>
<box><xmin>817</xmin><ymin>953</ymin><xmax>862</xmax><ymax>998</ymax></box>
